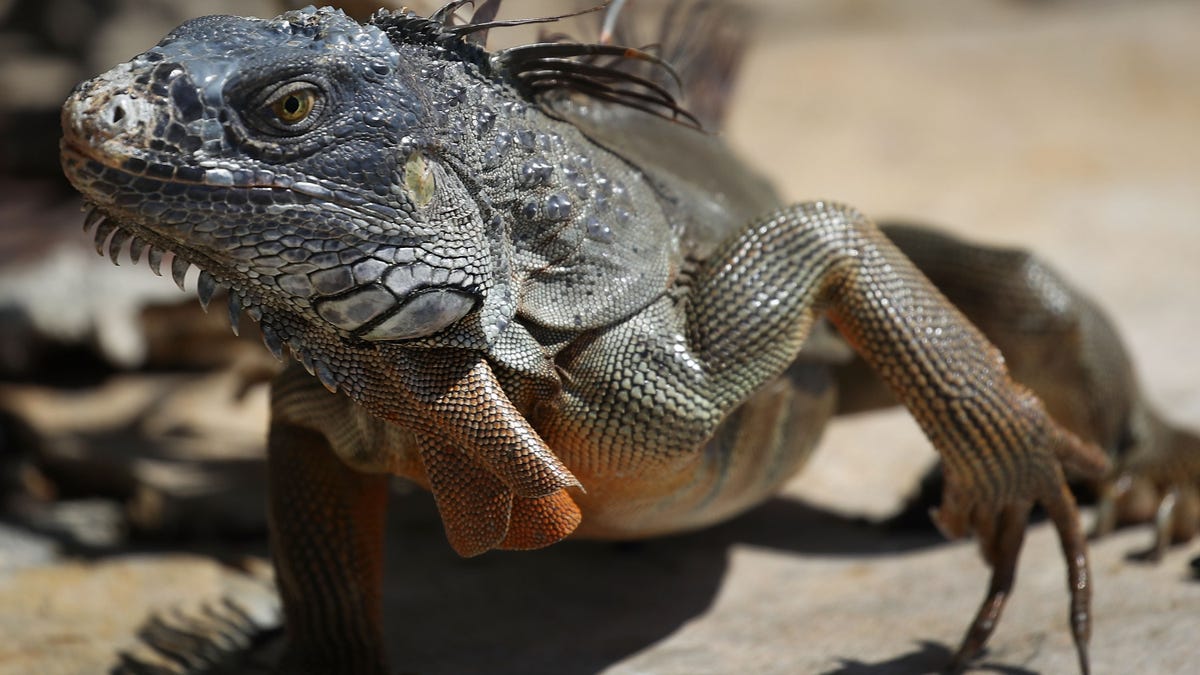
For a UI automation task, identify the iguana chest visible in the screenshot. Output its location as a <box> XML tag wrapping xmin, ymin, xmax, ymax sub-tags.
<box><xmin>541</xmin><ymin>360</ymin><xmax>838</xmax><ymax>539</ymax></box>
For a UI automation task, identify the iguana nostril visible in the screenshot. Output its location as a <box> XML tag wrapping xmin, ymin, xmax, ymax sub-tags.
<box><xmin>96</xmin><ymin>94</ymin><xmax>148</xmax><ymax>136</ymax></box>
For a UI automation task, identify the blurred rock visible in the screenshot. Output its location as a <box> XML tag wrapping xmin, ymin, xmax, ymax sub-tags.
<box><xmin>1</xmin><ymin>369</ymin><xmax>271</xmax><ymax>544</ymax></box>
<box><xmin>0</xmin><ymin>521</ymin><xmax>57</xmax><ymax>573</ymax></box>
<box><xmin>0</xmin><ymin>555</ymin><xmax>279</xmax><ymax>675</ymax></box>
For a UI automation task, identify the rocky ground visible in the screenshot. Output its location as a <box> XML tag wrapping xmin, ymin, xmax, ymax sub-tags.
<box><xmin>1</xmin><ymin>1</ymin><xmax>1197</xmax><ymax>673</ymax></box>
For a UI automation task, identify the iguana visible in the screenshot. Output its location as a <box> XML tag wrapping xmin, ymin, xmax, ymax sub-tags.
<box><xmin>57</xmin><ymin>3</ymin><xmax>1196</xmax><ymax>673</ymax></box>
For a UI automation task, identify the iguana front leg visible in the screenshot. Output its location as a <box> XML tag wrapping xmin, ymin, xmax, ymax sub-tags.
<box><xmin>267</xmin><ymin>374</ymin><xmax>390</xmax><ymax>675</ymax></box>
<box><xmin>877</xmin><ymin>224</ymin><xmax>1200</xmax><ymax>559</ymax></box>
<box><xmin>553</xmin><ymin>201</ymin><xmax>1108</xmax><ymax>670</ymax></box>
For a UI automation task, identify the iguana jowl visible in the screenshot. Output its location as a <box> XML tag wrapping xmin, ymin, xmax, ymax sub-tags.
<box><xmin>57</xmin><ymin>4</ymin><xmax>1136</xmax><ymax>673</ymax></box>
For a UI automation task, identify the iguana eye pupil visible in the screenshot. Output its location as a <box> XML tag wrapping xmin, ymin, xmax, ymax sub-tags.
<box><xmin>271</xmin><ymin>88</ymin><xmax>315</xmax><ymax>125</ymax></box>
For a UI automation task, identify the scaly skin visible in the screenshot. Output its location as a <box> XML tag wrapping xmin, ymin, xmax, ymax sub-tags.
<box><xmin>883</xmin><ymin>225</ymin><xmax>1200</xmax><ymax>555</ymax></box>
<box><xmin>60</xmin><ymin>5</ymin><xmax>1113</xmax><ymax>674</ymax></box>
<box><xmin>836</xmin><ymin>224</ymin><xmax>1200</xmax><ymax>556</ymax></box>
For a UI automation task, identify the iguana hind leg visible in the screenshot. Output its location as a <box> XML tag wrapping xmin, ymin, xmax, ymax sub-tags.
<box><xmin>1094</xmin><ymin>412</ymin><xmax>1200</xmax><ymax>559</ymax></box>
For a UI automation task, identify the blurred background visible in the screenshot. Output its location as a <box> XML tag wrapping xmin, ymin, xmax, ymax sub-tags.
<box><xmin>0</xmin><ymin>1</ymin><xmax>1197</xmax><ymax>673</ymax></box>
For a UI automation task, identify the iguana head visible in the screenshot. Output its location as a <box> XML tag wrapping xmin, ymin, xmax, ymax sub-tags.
<box><xmin>61</xmin><ymin>6</ymin><xmax>510</xmax><ymax>359</ymax></box>
<box><xmin>58</xmin><ymin>2</ymin><xmax>702</xmax><ymax>556</ymax></box>
<box><xmin>61</xmin><ymin>5</ymin><xmax>597</xmax><ymax>555</ymax></box>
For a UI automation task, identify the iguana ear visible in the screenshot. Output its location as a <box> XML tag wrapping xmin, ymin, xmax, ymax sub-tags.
<box><xmin>379</xmin><ymin>153</ymin><xmax>519</xmax><ymax>350</ymax></box>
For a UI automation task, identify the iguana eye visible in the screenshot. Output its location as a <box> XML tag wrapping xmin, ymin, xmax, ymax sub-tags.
<box><xmin>256</xmin><ymin>81</ymin><xmax>324</xmax><ymax>133</ymax></box>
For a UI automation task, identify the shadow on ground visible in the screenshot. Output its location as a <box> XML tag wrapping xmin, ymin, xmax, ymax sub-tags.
<box><xmin>376</xmin><ymin>490</ymin><xmax>944</xmax><ymax>675</ymax></box>
<box><xmin>825</xmin><ymin>641</ymin><xmax>1037</xmax><ymax>675</ymax></box>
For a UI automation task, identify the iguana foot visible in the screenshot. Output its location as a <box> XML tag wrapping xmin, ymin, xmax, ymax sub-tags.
<box><xmin>932</xmin><ymin>399</ymin><xmax>1105</xmax><ymax>675</ymax></box>
<box><xmin>1091</xmin><ymin>419</ymin><xmax>1200</xmax><ymax>561</ymax></box>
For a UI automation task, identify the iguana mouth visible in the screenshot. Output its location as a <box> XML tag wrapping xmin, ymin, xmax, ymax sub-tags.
<box><xmin>62</xmin><ymin>140</ymin><xmax>482</xmax><ymax>387</ymax></box>
<box><xmin>61</xmin><ymin>137</ymin><xmax>389</xmax><ymax>218</ymax></box>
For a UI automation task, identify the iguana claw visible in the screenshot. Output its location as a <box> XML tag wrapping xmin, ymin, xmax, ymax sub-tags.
<box><xmin>934</xmin><ymin>411</ymin><xmax>1105</xmax><ymax>674</ymax></box>
<box><xmin>1091</xmin><ymin>419</ymin><xmax>1200</xmax><ymax>561</ymax></box>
